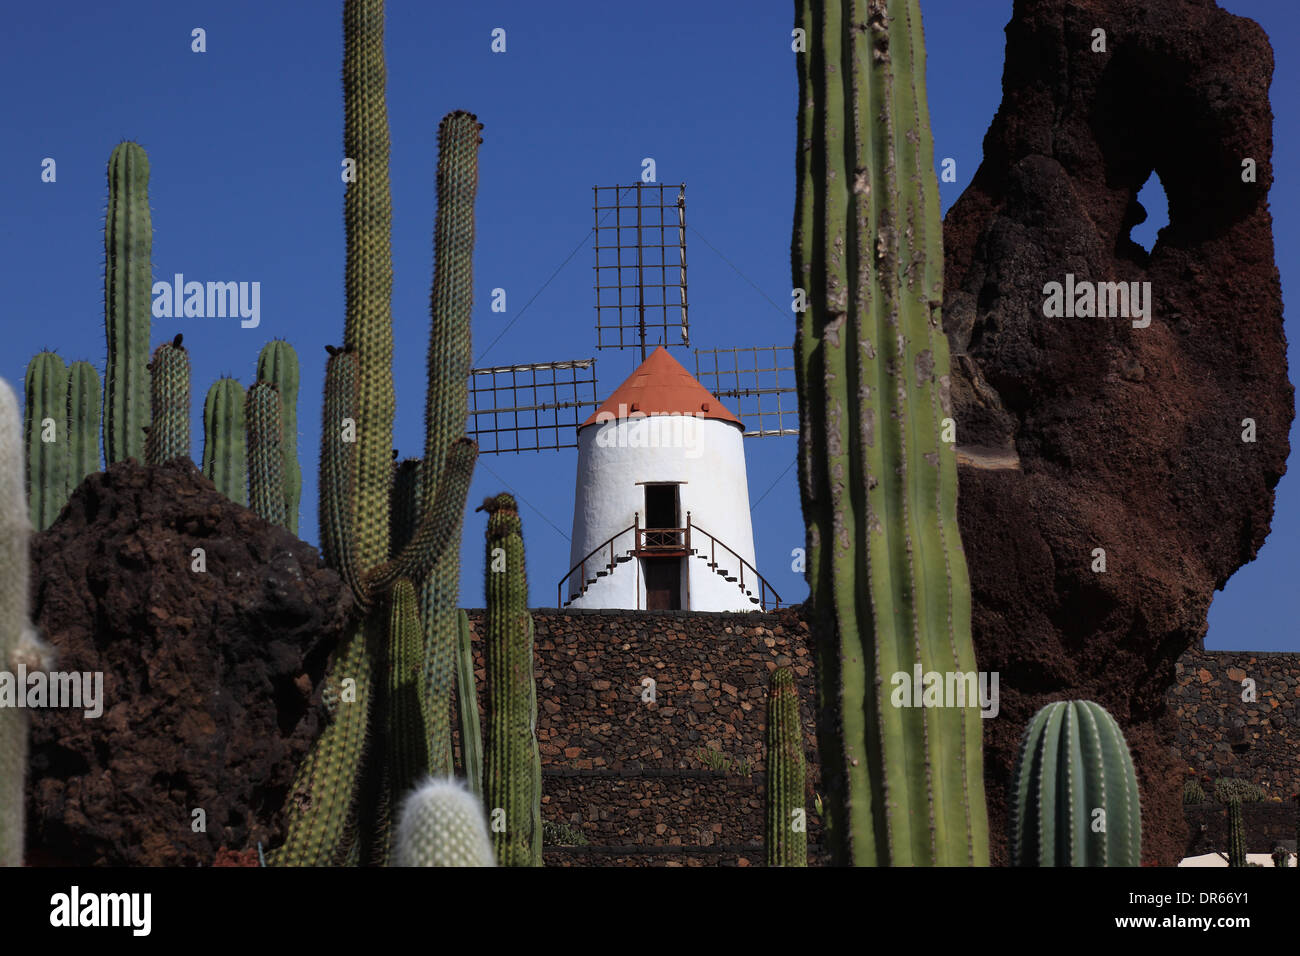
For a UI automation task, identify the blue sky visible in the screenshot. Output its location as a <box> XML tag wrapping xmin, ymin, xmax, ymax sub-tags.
<box><xmin>1</xmin><ymin>1</ymin><xmax>1294</xmax><ymax>650</ymax></box>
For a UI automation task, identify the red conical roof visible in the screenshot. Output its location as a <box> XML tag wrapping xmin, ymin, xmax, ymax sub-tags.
<box><xmin>580</xmin><ymin>346</ymin><xmax>742</xmax><ymax>429</ymax></box>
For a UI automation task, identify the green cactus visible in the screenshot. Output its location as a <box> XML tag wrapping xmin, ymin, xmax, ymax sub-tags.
<box><xmin>791</xmin><ymin>0</ymin><xmax>988</xmax><ymax>864</ymax></box>
<box><xmin>765</xmin><ymin>667</ymin><xmax>807</xmax><ymax>867</ymax></box>
<box><xmin>103</xmin><ymin>141</ymin><xmax>152</xmax><ymax>465</ymax></box>
<box><xmin>202</xmin><ymin>378</ymin><xmax>247</xmax><ymax>506</ymax></box>
<box><xmin>1228</xmin><ymin>796</ymin><xmax>1246</xmax><ymax>867</ymax></box>
<box><xmin>1009</xmin><ymin>700</ymin><xmax>1143</xmax><ymax>867</ymax></box>
<box><xmin>394</xmin><ymin>778</ymin><xmax>495</xmax><ymax>867</ymax></box>
<box><xmin>66</xmin><ymin>361</ymin><xmax>101</xmax><ymax>492</ymax></box>
<box><xmin>246</xmin><ymin>382</ymin><xmax>287</xmax><ymax>527</ymax></box>
<box><xmin>390</xmin><ymin>456</ymin><xmax>422</xmax><ymax>554</ymax></box>
<box><xmin>23</xmin><ymin>352</ymin><xmax>70</xmax><ymax>531</ymax></box>
<box><xmin>144</xmin><ymin>335</ymin><xmax>191</xmax><ymax>466</ymax></box>
<box><xmin>388</xmin><ymin>577</ymin><xmax>429</xmax><ymax>800</ymax></box>
<box><xmin>479</xmin><ymin>494</ymin><xmax>540</xmax><ymax>867</ymax></box>
<box><xmin>455</xmin><ymin>608</ymin><xmax>484</xmax><ymax>801</ymax></box>
<box><xmin>1</xmin><ymin>378</ymin><xmax>34</xmax><ymax>865</ymax></box>
<box><xmin>273</xmin><ymin>0</ymin><xmax>482</xmax><ymax>866</ymax></box>
<box><xmin>256</xmin><ymin>340</ymin><xmax>302</xmax><ymax>534</ymax></box>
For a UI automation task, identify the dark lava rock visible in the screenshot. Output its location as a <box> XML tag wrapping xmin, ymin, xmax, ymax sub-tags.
<box><xmin>25</xmin><ymin>460</ymin><xmax>352</xmax><ymax>866</ymax></box>
<box><xmin>945</xmin><ymin>0</ymin><xmax>1292</xmax><ymax>865</ymax></box>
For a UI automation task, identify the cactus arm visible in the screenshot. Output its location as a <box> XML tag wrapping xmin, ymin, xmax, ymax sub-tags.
<box><xmin>320</xmin><ymin>348</ymin><xmax>362</xmax><ymax>600</ymax></box>
<box><xmin>257</xmin><ymin>341</ymin><xmax>302</xmax><ymax>534</ymax></box>
<box><xmin>66</xmin><ymin>361</ymin><xmax>101</xmax><ymax>491</ymax></box>
<box><xmin>246</xmin><ymin>382</ymin><xmax>287</xmax><ymax>527</ymax></box>
<box><xmin>103</xmin><ymin>141</ymin><xmax>152</xmax><ymax>465</ymax></box>
<box><xmin>387</xmin><ymin>577</ymin><xmax>429</xmax><ymax>801</ymax></box>
<box><xmin>341</xmin><ymin>0</ymin><xmax>395</xmax><ymax>573</ymax></box>
<box><xmin>202</xmin><ymin>377</ymin><xmax>248</xmax><ymax>506</ymax></box>
<box><xmin>144</xmin><ymin>338</ymin><xmax>192</xmax><ymax>465</ymax></box>
<box><xmin>455</xmin><ymin>608</ymin><xmax>483</xmax><ymax>801</ymax></box>
<box><xmin>23</xmin><ymin>352</ymin><xmax>71</xmax><ymax>531</ymax></box>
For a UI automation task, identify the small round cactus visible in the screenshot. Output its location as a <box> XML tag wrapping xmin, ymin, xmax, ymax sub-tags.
<box><xmin>394</xmin><ymin>777</ymin><xmax>495</xmax><ymax>867</ymax></box>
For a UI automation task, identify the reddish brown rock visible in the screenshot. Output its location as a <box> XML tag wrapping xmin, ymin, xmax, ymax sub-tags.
<box><xmin>25</xmin><ymin>460</ymin><xmax>353</xmax><ymax>865</ymax></box>
<box><xmin>944</xmin><ymin>0</ymin><xmax>1292</xmax><ymax>865</ymax></box>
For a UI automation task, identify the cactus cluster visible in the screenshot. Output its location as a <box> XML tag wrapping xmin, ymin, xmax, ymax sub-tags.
<box><xmin>1008</xmin><ymin>700</ymin><xmax>1142</xmax><ymax>867</ymax></box>
<box><xmin>792</xmin><ymin>0</ymin><xmax>987</xmax><ymax>865</ymax></box>
<box><xmin>272</xmin><ymin>0</ymin><xmax>485</xmax><ymax>866</ymax></box>
<box><xmin>764</xmin><ymin>666</ymin><xmax>807</xmax><ymax>867</ymax></box>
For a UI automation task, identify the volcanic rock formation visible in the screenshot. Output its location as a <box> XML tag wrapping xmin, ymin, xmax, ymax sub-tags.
<box><xmin>943</xmin><ymin>0</ymin><xmax>1292</xmax><ymax>865</ymax></box>
<box><xmin>25</xmin><ymin>460</ymin><xmax>352</xmax><ymax>865</ymax></box>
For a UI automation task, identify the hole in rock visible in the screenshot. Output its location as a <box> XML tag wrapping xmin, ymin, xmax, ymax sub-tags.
<box><xmin>1128</xmin><ymin>172</ymin><xmax>1170</xmax><ymax>253</ymax></box>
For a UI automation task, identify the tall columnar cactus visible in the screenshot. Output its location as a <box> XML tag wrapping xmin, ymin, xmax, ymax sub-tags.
<box><xmin>765</xmin><ymin>667</ymin><xmax>807</xmax><ymax>867</ymax></box>
<box><xmin>387</xmin><ymin>577</ymin><xmax>428</xmax><ymax>801</ymax></box>
<box><xmin>390</xmin><ymin>456</ymin><xmax>422</xmax><ymax>554</ymax></box>
<box><xmin>1227</xmin><ymin>796</ymin><xmax>1246</xmax><ymax>867</ymax></box>
<box><xmin>479</xmin><ymin>494</ymin><xmax>541</xmax><ymax>867</ymax></box>
<box><xmin>256</xmin><ymin>340</ymin><xmax>302</xmax><ymax>533</ymax></box>
<box><xmin>273</xmin><ymin>0</ymin><xmax>481</xmax><ymax>866</ymax></box>
<box><xmin>791</xmin><ymin>0</ymin><xmax>988</xmax><ymax>864</ymax></box>
<box><xmin>456</xmin><ymin>607</ymin><xmax>484</xmax><ymax>800</ymax></box>
<box><xmin>246</xmin><ymin>382</ymin><xmax>287</xmax><ymax>527</ymax></box>
<box><xmin>394</xmin><ymin>777</ymin><xmax>495</xmax><ymax>867</ymax></box>
<box><xmin>202</xmin><ymin>377</ymin><xmax>247</xmax><ymax>506</ymax></box>
<box><xmin>66</xmin><ymin>361</ymin><xmax>101</xmax><ymax>491</ymax></box>
<box><xmin>0</xmin><ymin>379</ymin><xmax>50</xmax><ymax>866</ymax></box>
<box><xmin>144</xmin><ymin>336</ymin><xmax>191</xmax><ymax>466</ymax></box>
<box><xmin>1008</xmin><ymin>700</ymin><xmax>1143</xmax><ymax>867</ymax></box>
<box><xmin>103</xmin><ymin>141</ymin><xmax>152</xmax><ymax>465</ymax></box>
<box><xmin>23</xmin><ymin>352</ymin><xmax>70</xmax><ymax>531</ymax></box>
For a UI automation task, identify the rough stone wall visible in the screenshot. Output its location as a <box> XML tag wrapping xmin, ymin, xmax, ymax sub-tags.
<box><xmin>1167</xmin><ymin>649</ymin><xmax>1300</xmax><ymax>798</ymax></box>
<box><xmin>460</xmin><ymin>607</ymin><xmax>828</xmax><ymax>865</ymax></box>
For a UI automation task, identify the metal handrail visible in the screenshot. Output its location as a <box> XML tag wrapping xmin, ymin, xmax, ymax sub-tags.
<box><xmin>557</xmin><ymin>522</ymin><xmax>636</xmax><ymax>608</ymax></box>
<box><xmin>688</xmin><ymin>519</ymin><xmax>784</xmax><ymax>611</ymax></box>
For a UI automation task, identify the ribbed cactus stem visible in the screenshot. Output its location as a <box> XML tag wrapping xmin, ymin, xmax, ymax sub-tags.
<box><xmin>342</xmin><ymin>0</ymin><xmax>394</xmax><ymax>573</ymax></box>
<box><xmin>395</xmin><ymin>777</ymin><xmax>495</xmax><ymax>866</ymax></box>
<box><xmin>765</xmin><ymin>667</ymin><xmax>807</xmax><ymax>867</ymax></box>
<box><xmin>389</xmin><ymin>457</ymin><xmax>422</xmax><ymax>555</ymax></box>
<box><xmin>455</xmin><ymin>608</ymin><xmax>483</xmax><ymax>801</ymax></box>
<box><xmin>1</xmin><ymin>379</ymin><xmax>38</xmax><ymax>865</ymax></box>
<box><xmin>388</xmin><ymin>578</ymin><xmax>429</xmax><ymax>800</ymax></box>
<box><xmin>792</xmin><ymin>0</ymin><xmax>987</xmax><ymax>865</ymax></box>
<box><xmin>202</xmin><ymin>378</ymin><xmax>247</xmax><ymax>506</ymax></box>
<box><xmin>1227</xmin><ymin>797</ymin><xmax>1246</xmax><ymax>867</ymax></box>
<box><xmin>1009</xmin><ymin>700</ymin><xmax>1143</xmax><ymax>866</ymax></box>
<box><xmin>103</xmin><ymin>141</ymin><xmax>152</xmax><ymax>465</ymax></box>
<box><xmin>66</xmin><ymin>361</ymin><xmax>101</xmax><ymax>491</ymax></box>
<box><xmin>481</xmin><ymin>494</ymin><xmax>539</xmax><ymax>866</ymax></box>
<box><xmin>246</xmin><ymin>382</ymin><xmax>287</xmax><ymax>527</ymax></box>
<box><xmin>23</xmin><ymin>352</ymin><xmax>70</xmax><ymax>531</ymax></box>
<box><xmin>320</xmin><ymin>348</ymin><xmax>359</xmax><ymax>594</ymax></box>
<box><xmin>257</xmin><ymin>340</ymin><xmax>301</xmax><ymax>534</ymax></box>
<box><xmin>144</xmin><ymin>337</ymin><xmax>191</xmax><ymax>465</ymax></box>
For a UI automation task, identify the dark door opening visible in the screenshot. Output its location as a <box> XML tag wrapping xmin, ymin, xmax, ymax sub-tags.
<box><xmin>644</xmin><ymin>484</ymin><xmax>678</xmax><ymax>529</ymax></box>
<box><xmin>643</xmin><ymin>557</ymin><xmax>681</xmax><ymax>610</ymax></box>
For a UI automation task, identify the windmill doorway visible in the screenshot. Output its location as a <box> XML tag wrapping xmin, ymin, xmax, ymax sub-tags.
<box><xmin>639</xmin><ymin>482</ymin><xmax>684</xmax><ymax>610</ymax></box>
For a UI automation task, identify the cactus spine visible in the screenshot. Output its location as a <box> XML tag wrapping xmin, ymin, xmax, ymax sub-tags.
<box><xmin>66</xmin><ymin>361</ymin><xmax>101</xmax><ymax>491</ymax></box>
<box><xmin>1009</xmin><ymin>700</ymin><xmax>1142</xmax><ymax>866</ymax></box>
<box><xmin>791</xmin><ymin>0</ymin><xmax>987</xmax><ymax>864</ymax></box>
<box><xmin>23</xmin><ymin>352</ymin><xmax>70</xmax><ymax>531</ymax></box>
<box><xmin>1227</xmin><ymin>796</ymin><xmax>1246</xmax><ymax>867</ymax></box>
<box><xmin>202</xmin><ymin>378</ymin><xmax>247</xmax><ymax>506</ymax></box>
<box><xmin>144</xmin><ymin>336</ymin><xmax>191</xmax><ymax>465</ymax></box>
<box><xmin>395</xmin><ymin>777</ymin><xmax>495</xmax><ymax>867</ymax></box>
<box><xmin>0</xmin><ymin>379</ymin><xmax>35</xmax><ymax>865</ymax></box>
<box><xmin>256</xmin><ymin>341</ymin><xmax>301</xmax><ymax>533</ymax></box>
<box><xmin>103</xmin><ymin>141</ymin><xmax>152</xmax><ymax>465</ymax></box>
<box><xmin>456</xmin><ymin>608</ymin><xmax>484</xmax><ymax>801</ymax></box>
<box><xmin>480</xmin><ymin>494</ymin><xmax>541</xmax><ymax>866</ymax></box>
<box><xmin>273</xmin><ymin>0</ymin><xmax>481</xmax><ymax>866</ymax></box>
<box><xmin>246</xmin><ymin>382</ymin><xmax>287</xmax><ymax>527</ymax></box>
<box><xmin>765</xmin><ymin>667</ymin><xmax>807</xmax><ymax>867</ymax></box>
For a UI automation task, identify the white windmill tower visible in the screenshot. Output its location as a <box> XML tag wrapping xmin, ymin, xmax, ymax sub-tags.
<box><xmin>467</xmin><ymin>182</ymin><xmax>795</xmax><ymax>612</ymax></box>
